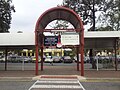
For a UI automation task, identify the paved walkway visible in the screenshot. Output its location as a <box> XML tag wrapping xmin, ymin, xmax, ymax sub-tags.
<box><xmin>0</xmin><ymin>65</ymin><xmax>120</xmax><ymax>80</ymax></box>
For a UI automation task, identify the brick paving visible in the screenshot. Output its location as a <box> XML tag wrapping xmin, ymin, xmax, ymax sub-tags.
<box><xmin>0</xmin><ymin>65</ymin><xmax>120</xmax><ymax>79</ymax></box>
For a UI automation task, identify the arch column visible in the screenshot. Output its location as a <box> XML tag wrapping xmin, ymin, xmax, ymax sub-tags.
<box><xmin>80</xmin><ymin>29</ymin><xmax>84</xmax><ymax>76</ymax></box>
<box><xmin>35</xmin><ymin>6</ymin><xmax>84</xmax><ymax>76</ymax></box>
<box><xmin>35</xmin><ymin>32</ymin><xmax>39</xmax><ymax>75</ymax></box>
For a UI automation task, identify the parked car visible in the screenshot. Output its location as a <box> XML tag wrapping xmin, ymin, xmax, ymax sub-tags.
<box><xmin>31</xmin><ymin>56</ymin><xmax>41</xmax><ymax>63</ymax></box>
<box><xmin>44</xmin><ymin>56</ymin><xmax>53</xmax><ymax>63</ymax></box>
<box><xmin>85</xmin><ymin>56</ymin><xmax>90</xmax><ymax>63</ymax></box>
<box><xmin>7</xmin><ymin>55</ymin><xmax>22</xmax><ymax>63</ymax></box>
<box><xmin>110</xmin><ymin>55</ymin><xmax>120</xmax><ymax>63</ymax></box>
<box><xmin>117</xmin><ymin>55</ymin><xmax>120</xmax><ymax>63</ymax></box>
<box><xmin>0</xmin><ymin>56</ymin><xmax>5</xmax><ymax>62</ymax></box>
<box><xmin>20</xmin><ymin>56</ymin><xmax>32</xmax><ymax>63</ymax></box>
<box><xmin>63</xmin><ymin>56</ymin><xmax>73</xmax><ymax>63</ymax></box>
<box><xmin>52</xmin><ymin>56</ymin><xmax>62</xmax><ymax>63</ymax></box>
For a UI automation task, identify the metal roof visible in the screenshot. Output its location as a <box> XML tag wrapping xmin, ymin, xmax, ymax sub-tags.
<box><xmin>0</xmin><ymin>33</ymin><xmax>35</xmax><ymax>49</ymax></box>
<box><xmin>35</xmin><ymin>6</ymin><xmax>83</xmax><ymax>29</ymax></box>
<box><xmin>85</xmin><ymin>31</ymin><xmax>119</xmax><ymax>49</ymax></box>
<box><xmin>0</xmin><ymin>31</ymin><xmax>120</xmax><ymax>49</ymax></box>
<box><xmin>85</xmin><ymin>31</ymin><xmax>120</xmax><ymax>38</ymax></box>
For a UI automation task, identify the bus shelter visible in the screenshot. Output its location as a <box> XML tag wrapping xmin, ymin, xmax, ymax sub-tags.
<box><xmin>35</xmin><ymin>6</ymin><xmax>84</xmax><ymax>76</ymax></box>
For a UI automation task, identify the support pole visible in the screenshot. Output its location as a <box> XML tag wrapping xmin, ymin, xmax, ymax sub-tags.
<box><xmin>35</xmin><ymin>32</ymin><xmax>39</xmax><ymax>75</ymax></box>
<box><xmin>80</xmin><ymin>30</ymin><xmax>84</xmax><ymax>76</ymax></box>
<box><xmin>80</xmin><ymin>47</ymin><xmax>84</xmax><ymax>76</ymax></box>
<box><xmin>35</xmin><ymin>45</ymin><xmax>39</xmax><ymax>75</ymax></box>
<box><xmin>41</xmin><ymin>45</ymin><xmax>43</xmax><ymax>71</ymax></box>
<box><xmin>40</xmin><ymin>33</ymin><xmax>43</xmax><ymax>71</ymax></box>
<box><xmin>5</xmin><ymin>48</ymin><xmax>8</xmax><ymax>71</ymax></box>
<box><xmin>77</xmin><ymin>47</ymin><xmax>79</xmax><ymax>71</ymax></box>
<box><xmin>96</xmin><ymin>57</ymin><xmax>99</xmax><ymax>71</ymax></box>
<box><xmin>115</xmin><ymin>38</ymin><xmax>118</xmax><ymax>71</ymax></box>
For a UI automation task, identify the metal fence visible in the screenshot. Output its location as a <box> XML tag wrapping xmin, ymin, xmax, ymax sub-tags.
<box><xmin>0</xmin><ymin>55</ymin><xmax>120</xmax><ymax>71</ymax></box>
<box><xmin>84</xmin><ymin>56</ymin><xmax>120</xmax><ymax>70</ymax></box>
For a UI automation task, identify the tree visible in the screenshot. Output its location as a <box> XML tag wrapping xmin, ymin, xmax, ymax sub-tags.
<box><xmin>17</xmin><ymin>31</ymin><xmax>23</xmax><ymax>33</ymax></box>
<box><xmin>62</xmin><ymin>0</ymin><xmax>117</xmax><ymax>69</ymax></box>
<box><xmin>96</xmin><ymin>26</ymin><xmax>114</xmax><ymax>31</ymax></box>
<box><xmin>0</xmin><ymin>0</ymin><xmax>15</xmax><ymax>33</ymax></box>
<box><xmin>102</xmin><ymin>0</ymin><xmax>120</xmax><ymax>31</ymax></box>
<box><xmin>62</xmin><ymin>0</ymin><xmax>115</xmax><ymax>31</ymax></box>
<box><xmin>48</xmin><ymin>20</ymin><xmax>69</xmax><ymax>29</ymax></box>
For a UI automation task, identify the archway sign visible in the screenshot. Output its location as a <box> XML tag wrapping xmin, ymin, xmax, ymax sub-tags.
<box><xmin>35</xmin><ymin>6</ymin><xmax>84</xmax><ymax>76</ymax></box>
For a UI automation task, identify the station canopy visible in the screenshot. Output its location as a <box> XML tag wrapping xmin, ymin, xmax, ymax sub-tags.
<box><xmin>36</xmin><ymin>6</ymin><xmax>82</xmax><ymax>29</ymax></box>
<box><xmin>0</xmin><ymin>31</ymin><xmax>120</xmax><ymax>49</ymax></box>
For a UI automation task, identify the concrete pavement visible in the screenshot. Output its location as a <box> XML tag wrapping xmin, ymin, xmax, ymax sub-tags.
<box><xmin>0</xmin><ymin>65</ymin><xmax>120</xmax><ymax>81</ymax></box>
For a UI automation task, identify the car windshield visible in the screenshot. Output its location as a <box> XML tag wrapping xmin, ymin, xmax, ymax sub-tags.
<box><xmin>46</xmin><ymin>56</ymin><xmax>51</xmax><ymax>58</ymax></box>
<box><xmin>64</xmin><ymin>56</ymin><xmax>71</xmax><ymax>59</ymax></box>
<box><xmin>53</xmin><ymin>56</ymin><xmax>59</xmax><ymax>58</ymax></box>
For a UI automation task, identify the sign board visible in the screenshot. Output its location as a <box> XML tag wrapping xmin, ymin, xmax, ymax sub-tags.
<box><xmin>61</xmin><ymin>33</ymin><xmax>79</xmax><ymax>45</ymax></box>
<box><xmin>44</xmin><ymin>36</ymin><xmax>58</xmax><ymax>46</ymax></box>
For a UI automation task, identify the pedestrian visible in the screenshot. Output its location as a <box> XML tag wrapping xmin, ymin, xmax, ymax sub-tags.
<box><xmin>50</xmin><ymin>56</ymin><xmax>53</xmax><ymax>66</ymax></box>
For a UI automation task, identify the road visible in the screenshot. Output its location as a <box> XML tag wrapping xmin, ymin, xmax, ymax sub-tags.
<box><xmin>0</xmin><ymin>81</ymin><xmax>120</xmax><ymax>90</ymax></box>
<box><xmin>81</xmin><ymin>82</ymin><xmax>120</xmax><ymax>90</ymax></box>
<box><xmin>0</xmin><ymin>81</ymin><xmax>34</xmax><ymax>90</ymax></box>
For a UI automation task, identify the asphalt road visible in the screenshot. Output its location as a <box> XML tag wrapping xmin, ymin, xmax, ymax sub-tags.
<box><xmin>0</xmin><ymin>81</ymin><xmax>120</xmax><ymax>90</ymax></box>
<box><xmin>81</xmin><ymin>82</ymin><xmax>120</xmax><ymax>90</ymax></box>
<box><xmin>0</xmin><ymin>81</ymin><xmax>34</xmax><ymax>90</ymax></box>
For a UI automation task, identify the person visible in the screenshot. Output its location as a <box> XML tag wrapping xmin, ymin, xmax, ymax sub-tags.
<box><xmin>43</xmin><ymin>55</ymin><xmax>46</xmax><ymax>62</ymax></box>
<box><xmin>50</xmin><ymin>56</ymin><xmax>53</xmax><ymax>66</ymax></box>
<box><xmin>89</xmin><ymin>49</ymin><xmax>97</xmax><ymax>69</ymax></box>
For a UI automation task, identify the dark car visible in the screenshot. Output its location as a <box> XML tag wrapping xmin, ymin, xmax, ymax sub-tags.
<box><xmin>63</xmin><ymin>56</ymin><xmax>73</xmax><ymax>63</ymax></box>
<box><xmin>20</xmin><ymin>56</ymin><xmax>32</xmax><ymax>63</ymax></box>
<box><xmin>8</xmin><ymin>55</ymin><xmax>22</xmax><ymax>63</ymax></box>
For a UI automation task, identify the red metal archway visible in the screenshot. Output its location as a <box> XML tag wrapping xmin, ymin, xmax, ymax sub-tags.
<box><xmin>35</xmin><ymin>6</ymin><xmax>84</xmax><ymax>76</ymax></box>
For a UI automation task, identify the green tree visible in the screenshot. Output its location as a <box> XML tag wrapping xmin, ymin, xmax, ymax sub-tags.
<box><xmin>96</xmin><ymin>26</ymin><xmax>114</xmax><ymax>31</ymax></box>
<box><xmin>17</xmin><ymin>31</ymin><xmax>23</xmax><ymax>33</ymax></box>
<box><xmin>102</xmin><ymin>0</ymin><xmax>120</xmax><ymax>31</ymax></box>
<box><xmin>62</xmin><ymin>0</ymin><xmax>115</xmax><ymax>31</ymax></box>
<box><xmin>48</xmin><ymin>20</ymin><xmax>69</xmax><ymax>29</ymax></box>
<box><xmin>0</xmin><ymin>0</ymin><xmax>15</xmax><ymax>33</ymax></box>
<box><xmin>62</xmin><ymin>0</ymin><xmax>117</xmax><ymax>69</ymax></box>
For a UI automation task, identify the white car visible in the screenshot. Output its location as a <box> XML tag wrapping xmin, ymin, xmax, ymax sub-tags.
<box><xmin>44</xmin><ymin>56</ymin><xmax>53</xmax><ymax>63</ymax></box>
<box><xmin>0</xmin><ymin>57</ymin><xmax>5</xmax><ymax>62</ymax></box>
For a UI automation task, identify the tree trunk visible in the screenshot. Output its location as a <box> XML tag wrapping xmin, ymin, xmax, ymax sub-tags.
<box><xmin>89</xmin><ymin>49</ymin><xmax>97</xmax><ymax>69</ymax></box>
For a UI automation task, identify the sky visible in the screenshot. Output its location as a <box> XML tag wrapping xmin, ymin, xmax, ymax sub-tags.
<box><xmin>10</xmin><ymin>0</ymin><xmax>63</xmax><ymax>33</ymax></box>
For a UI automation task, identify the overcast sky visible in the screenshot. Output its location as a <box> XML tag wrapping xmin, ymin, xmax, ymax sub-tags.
<box><xmin>10</xmin><ymin>0</ymin><xmax>63</xmax><ymax>33</ymax></box>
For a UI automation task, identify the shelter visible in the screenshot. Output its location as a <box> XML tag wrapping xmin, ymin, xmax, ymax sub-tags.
<box><xmin>35</xmin><ymin>6</ymin><xmax>84</xmax><ymax>76</ymax></box>
<box><xmin>0</xmin><ymin>31</ymin><xmax>119</xmax><ymax>73</ymax></box>
<box><xmin>85</xmin><ymin>31</ymin><xmax>120</xmax><ymax>71</ymax></box>
<box><xmin>0</xmin><ymin>31</ymin><xmax>119</xmax><ymax>49</ymax></box>
<box><xmin>85</xmin><ymin>31</ymin><xmax>120</xmax><ymax>49</ymax></box>
<box><xmin>0</xmin><ymin>33</ymin><xmax>35</xmax><ymax>49</ymax></box>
